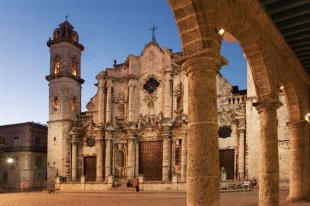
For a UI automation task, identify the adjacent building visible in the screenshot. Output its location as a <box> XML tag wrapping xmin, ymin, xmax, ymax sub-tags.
<box><xmin>0</xmin><ymin>122</ymin><xmax>47</xmax><ymax>191</ymax></box>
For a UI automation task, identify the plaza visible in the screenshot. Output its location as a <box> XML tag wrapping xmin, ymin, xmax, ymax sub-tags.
<box><xmin>0</xmin><ymin>190</ymin><xmax>309</xmax><ymax>206</ymax></box>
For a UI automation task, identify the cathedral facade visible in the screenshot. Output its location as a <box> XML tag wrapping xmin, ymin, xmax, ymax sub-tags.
<box><xmin>46</xmin><ymin>21</ymin><xmax>289</xmax><ymax>190</ymax></box>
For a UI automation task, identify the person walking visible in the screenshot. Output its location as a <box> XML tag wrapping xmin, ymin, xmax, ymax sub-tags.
<box><xmin>134</xmin><ymin>178</ymin><xmax>139</xmax><ymax>192</ymax></box>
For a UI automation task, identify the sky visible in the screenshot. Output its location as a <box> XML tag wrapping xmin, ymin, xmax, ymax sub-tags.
<box><xmin>0</xmin><ymin>0</ymin><xmax>246</xmax><ymax>125</ymax></box>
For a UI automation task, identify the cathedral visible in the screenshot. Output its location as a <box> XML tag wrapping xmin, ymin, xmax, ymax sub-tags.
<box><xmin>46</xmin><ymin>20</ymin><xmax>290</xmax><ymax>190</ymax></box>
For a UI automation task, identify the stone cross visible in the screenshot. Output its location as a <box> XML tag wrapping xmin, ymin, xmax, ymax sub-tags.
<box><xmin>149</xmin><ymin>25</ymin><xmax>158</xmax><ymax>42</ymax></box>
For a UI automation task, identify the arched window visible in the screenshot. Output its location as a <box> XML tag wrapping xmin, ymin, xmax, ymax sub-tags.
<box><xmin>71</xmin><ymin>58</ymin><xmax>77</xmax><ymax>76</ymax></box>
<box><xmin>72</xmin><ymin>33</ymin><xmax>78</xmax><ymax>42</ymax></box>
<box><xmin>71</xmin><ymin>97</ymin><xmax>77</xmax><ymax>112</ymax></box>
<box><xmin>115</xmin><ymin>150</ymin><xmax>125</xmax><ymax>167</ymax></box>
<box><xmin>176</xmin><ymin>96</ymin><xmax>183</xmax><ymax>111</ymax></box>
<box><xmin>55</xmin><ymin>30</ymin><xmax>61</xmax><ymax>39</ymax></box>
<box><xmin>147</xmin><ymin>101</ymin><xmax>154</xmax><ymax>114</ymax></box>
<box><xmin>53</xmin><ymin>97</ymin><xmax>59</xmax><ymax>111</ymax></box>
<box><xmin>117</xmin><ymin>104</ymin><xmax>125</xmax><ymax>117</ymax></box>
<box><xmin>54</xmin><ymin>56</ymin><xmax>60</xmax><ymax>75</ymax></box>
<box><xmin>175</xmin><ymin>147</ymin><xmax>181</xmax><ymax>165</ymax></box>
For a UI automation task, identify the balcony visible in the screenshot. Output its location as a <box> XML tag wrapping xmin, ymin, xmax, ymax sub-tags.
<box><xmin>2</xmin><ymin>146</ymin><xmax>47</xmax><ymax>153</ymax></box>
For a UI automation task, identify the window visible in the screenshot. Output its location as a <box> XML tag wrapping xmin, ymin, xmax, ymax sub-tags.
<box><xmin>35</xmin><ymin>156</ymin><xmax>42</xmax><ymax>169</ymax></box>
<box><xmin>143</xmin><ymin>77</ymin><xmax>160</xmax><ymax>93</ymax></box>
<box><xmin>3</xmin><ymin>172</ymin><xmax>8</xmax><ymax>183</ymax></box>
<box><xmin>71</xmin><ymin>58</ymin><xmax>77</xmax><ymax>76</ymax></box>
<box><xmin>71</xmin><ymin>97</ymin><xmax>77</xmax><ymax>112</ymax></box>
<box><xmin>53</xmin><ymin>97</ymin><xmax>59</xmax><ymax>111</ymax></box>
<box><xmin>175</xmin><ymin>147</ymin><xmax>181</xmax><ymax>165</ymax></box>
<box><xmin>115</xmin><ymin>150</ymin><xmax>125</xmax><ymax>167</ymax></box>
<box><xmin>86</xmin><ymin>138</ymin><xmax>95</xmax><ymax>147</ymax></box>
<box><xmin>218</xmin><ymin>126</ymin><xmax>232</xmax><ymax>138</ymax></box>
<box><xmin>54</xmin><ymin>56</ymin><xmax>60</xmax><ymax>75</ymax></box>
<box><xmin>13</xmin><ymin>136</ymin><xmax>19</xmax><ymax>146</ymax></box>
<box><xmin>35</xmin><ymin>137</ymin><xmax>41</xmax><ymax>147</ymax></box>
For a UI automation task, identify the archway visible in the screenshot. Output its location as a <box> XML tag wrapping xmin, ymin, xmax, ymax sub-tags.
<box><xmin>168</xmin><ymin>0</ymin><xmax>309</xmax><ymax>205</ymax></box>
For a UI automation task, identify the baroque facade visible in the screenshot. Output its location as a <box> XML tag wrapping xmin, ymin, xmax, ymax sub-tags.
<box><xmin>46</xmin><ymin>20</ymin><xmax>291</xmax><ymax>190</ymax></box>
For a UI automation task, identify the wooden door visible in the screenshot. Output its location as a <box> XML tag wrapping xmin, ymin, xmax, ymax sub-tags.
<box><xmin>139</xmin><ymin>141</ymin><xmax>163</xmax><ymax>181</ymax></box>
<box><xmin>219</xmin><ymin>149</ymin><xmax>235</xmax><ymax>180</ymax></box>
<box><xmin>84</xmin><ymin>156</ymin><xmax>96</xmax><ymax>181</ymax></box>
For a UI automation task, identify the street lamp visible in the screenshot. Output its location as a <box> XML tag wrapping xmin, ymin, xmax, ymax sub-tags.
<box><xmin>6</xmin><ymin>158</ymin><xmax>14</xmax><ymax>164</ymax></box>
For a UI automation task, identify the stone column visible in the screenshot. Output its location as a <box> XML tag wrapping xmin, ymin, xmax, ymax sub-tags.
<box><xmin>162</xmin><ymin>126</ymin><xmax>171</xmax><ymax>182</ymax></box>
<box><xmin>180</xmin><ymin>127</ymin><xmax>187</xmax><ymax>182</ymax></box>
<box><xmin>105</xmin><ymin>131</ymin><xmax>112</xmax><ymax>180</ymax></box>
<box><xmin>183</xmin><ymin>76</ymin><xmax>188</xmax><ymax>114</ymax></box>
<box><xmin>95</xmin><ymin>129</ymin><xmax>104</xmax><ymax>182</ymax></box>
<box><xmin>71</xmin><ymin>134</ymin><xmax>78</xmax><ymax>182</ymax></box>
<box><xmin>127</xmin><ymin>133</ymin><xmax>135</xmax><ymax>180</ymax></box>
<box><xmin>106</xmin><ymin>80</ymin><xmax>112</xmax><ymax>124</ymax></box>
<box><xmin>97</xmin><ymin>72</ymin><xmax>106</xmax><ymax>125</ymax></box>
<box><xmin>128</xmin><ymin>81</ymin><xmax>135</xmax><ymax>122</ymax></box>
<box><xmin>253</xmin><ymin>100</ymin><xmax>282</xmax><ymax>206</ymax></box>
<box><xmin>287</xmin><ymin>120</ymin><xmax>309</xmax><ymax>202</ymax></box>
<box><xmin>135</xmin><ymin>141</ymin><xmax>139</xmax><ymax>177</ymax></box>
<box><xmin>238</xmin><ymin>128</ymin><xmax>245</xmax><ymax>180</ymax></box>
<box><xmin>182</xmin><ymin>55</ymin><xmax>227</xmax><ymax>206</ymax></box>
<box><xmin>164</xmin><ymin>68</ymin><xmax>172</xmax><ymax>119</ymax></box>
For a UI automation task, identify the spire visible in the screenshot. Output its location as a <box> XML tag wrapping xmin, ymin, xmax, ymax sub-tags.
<box><xmin>149</xmin><ymin>25</ymin><xmax>158</xmax><ymax>42</ymax></box>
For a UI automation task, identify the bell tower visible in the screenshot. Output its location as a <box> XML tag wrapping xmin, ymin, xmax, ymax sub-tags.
<box><xmin>46</xmin><ymin>19</ymin><xmax>84</xmax><ymax>183</ymax></box>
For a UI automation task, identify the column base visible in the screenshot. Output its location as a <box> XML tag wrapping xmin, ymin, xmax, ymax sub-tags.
<box><xmin>96</xmin><ymin>177</ymin><xmax>103</xmax><ymax>183</ymax></box>
<box><xmin>286</xmin><ymin>195</ymin><xmax>307</xmax><ymax>202</ymax></box>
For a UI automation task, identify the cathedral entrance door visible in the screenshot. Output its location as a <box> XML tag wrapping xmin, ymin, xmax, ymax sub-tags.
<box><xmin>84</xmin><ymin>156</ymin><xmax>96</xmax><ymax>181</ymax></box>
<box><xmin>219</xmin><ymin>149</ymin><xmax>235</xmax><ymax>180</ymax></box>
<box><xmin>139</xmin><ymin>141</ymin><xmax>163</xmax><ymax>181</ymax></box>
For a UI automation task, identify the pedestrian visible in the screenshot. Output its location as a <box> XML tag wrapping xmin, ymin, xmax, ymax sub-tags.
<box><xmin>134</xmin><ymin>178</ymin><xmax>139</xmax><ymax>192</ymax></box>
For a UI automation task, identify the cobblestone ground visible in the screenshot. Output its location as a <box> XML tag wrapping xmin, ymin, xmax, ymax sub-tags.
<box><xmin>0</xmin><ymin>190</ymin><xmax>309</xmax><ymax>206</ymax></box>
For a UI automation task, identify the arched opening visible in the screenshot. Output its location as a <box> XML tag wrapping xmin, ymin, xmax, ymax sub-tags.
<box><xmin>53</xmin><ymin>56</ymin><xmax>60</xmax><ymax>75</ymax></box>
<box><xmin>71</xmin><ymin>58</ymin><xmax>77</xmax><ymax>76</ymax></box>
<box><xmin>52</xmin><ymin>96</ymin><xmax>59</xmax><ymax>111</ymax></box>
<box><xmin>71</xmin><ymin>97</ymin><xmax>77</xmax><ymax>112</ymax></box>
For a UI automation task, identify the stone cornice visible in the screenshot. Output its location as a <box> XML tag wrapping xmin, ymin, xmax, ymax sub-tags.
<box><xmin>46</xmin><ymin>74</ymin><xmax>84</xmax><ymax>84</ymax></box>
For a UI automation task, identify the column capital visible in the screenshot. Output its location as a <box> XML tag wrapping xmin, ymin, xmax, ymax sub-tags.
<box><xmin>181</xmin><ymin>51</ymin><xmax>227</xmax><ymax>75</ymax></box>
<box><xmin>96</xmin><ymin>72</ymin><xmax>106</xmax><ymax>88</ymax></box>
<box><xmin>287</xmin><ymin>120</ymin><xmax>308</xmax><ymax>128</ymax></box>
<box><xmin>252</xmin><ymin>99</ymin><xmax>283</xmax><ymax>113</ymax></box>
<box><xmin>106</xmin><ymin>78</ymin><xmax>113</xmax><ymax>87</ymax></box>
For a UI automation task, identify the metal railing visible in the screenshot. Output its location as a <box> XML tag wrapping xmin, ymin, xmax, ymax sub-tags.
<box><xmin>2</xmin><ymin>146</ymin><xmax>47</xmax><ymax>153</ymax></box>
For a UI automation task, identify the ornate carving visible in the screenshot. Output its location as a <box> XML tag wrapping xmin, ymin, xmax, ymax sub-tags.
<box><xmin>138</xmin><ymin>113</ymin><xmax>163</xmax><ymax>129</ymax></box>
<box><xmin>143</xmin><ymin>93</ymin><xmax>158</xmax><ymax>104</ymax></box>
<box><xmin>138</xmin><ymin>127</ymin><xmax>162</xmax><ymax>142</ymax></box>
<box><xmin>174</xmin><ymin>82</ymin><xmax>183</xmax><ymax>97</ymax></box>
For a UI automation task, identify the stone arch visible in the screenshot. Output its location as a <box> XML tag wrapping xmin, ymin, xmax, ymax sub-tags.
<box><xmin>217</xmin><ymin>4</ymin><xmax>279</xmax><ymax>102</ymax></box>
<box><xmin>168</xmin><ymin>0</ymin><xmax>223</xmax><ymax>55</ymax></box>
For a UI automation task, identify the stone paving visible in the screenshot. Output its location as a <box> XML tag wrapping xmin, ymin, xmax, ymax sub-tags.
<box><xmin>0</xmin><ymin>190</ymin><xmax>309</xmax><ymax>206</ymax></box>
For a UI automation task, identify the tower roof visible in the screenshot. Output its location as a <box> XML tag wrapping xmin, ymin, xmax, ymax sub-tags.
<box><xmin>47</xmin><ymin>20</ymin><xmax>84</xmax><ymax>51</ymax></box>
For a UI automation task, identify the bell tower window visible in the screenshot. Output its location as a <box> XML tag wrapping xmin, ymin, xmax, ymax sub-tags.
<box><xmin>54</xmin><ymin>56</ymin><xmax>60</xmax><ymax>75</ymax></box>
<box><xmin>71</xmin><ymin>97</ymin><xmax>77</xmax><ymax>112</ymax></box>
<box><xmin>53</xmin><ymin>97</ymin><xmax>59</xmax><ymax>111</ymax></box>
<box><xmin>71</xmin><ymin>58</ymin><xmax>77</xmax><ymax>76</ymax></box>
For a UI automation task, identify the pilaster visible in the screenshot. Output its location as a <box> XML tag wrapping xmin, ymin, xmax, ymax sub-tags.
<box><xmin>126</xmin><ymin>130</ymin><xmax>136</xmax><ymax>180</ymax></box>
<box><xmin>95</xmin><ymin>128</ymin><xmax>104</xmax><ymax>182</ymax></box>
<box><xmin>164</xmin><ymin>67</ymin><xmax>172</xmax><ymax>119</ymax></box>
<box><xmin>162</xmin><ymin>125</ymin><xmax>172</xmax><ymax>182</ymax></box>
<box><xmin>97</xmin><ymin>72</ymin><xmax>106</xmax><ymax>126</ymax></box>
<box><xmin>71</xmin><ymin>134</ymin><xmax>78</xmax><ymax>182</ymax></box>
<box><xmin>105</xmin><ymin>130</ymin><xmax>112</xmax><ymax>180</ymax></box>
